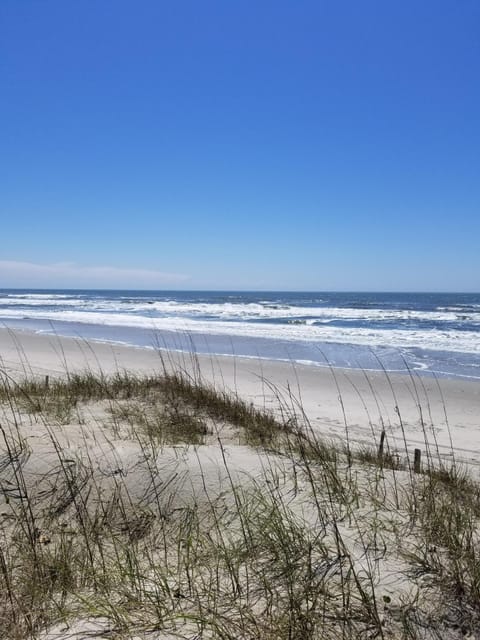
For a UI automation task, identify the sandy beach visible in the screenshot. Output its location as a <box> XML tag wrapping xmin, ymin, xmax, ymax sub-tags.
<box><xmin>1</xmin><ymin>327</ymin><xmax>479</xmax><ymax>470</ymax></box>
<box><xmin>2</xmin><ymin>328</ymin><xmax>480</xmax><ymax>638</ymax></box>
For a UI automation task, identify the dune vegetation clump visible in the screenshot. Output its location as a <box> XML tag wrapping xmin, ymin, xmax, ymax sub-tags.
<box><xmin>0</xmin><ymin>363</ymin><xmax>479</xmax><ymax>639</ymax></box>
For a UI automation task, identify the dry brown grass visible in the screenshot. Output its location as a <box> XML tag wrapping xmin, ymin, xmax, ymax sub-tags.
<box><xmin>0</xmin><ymin>364</ymin><xmax>478</xmax><ymax>639</ymax></box>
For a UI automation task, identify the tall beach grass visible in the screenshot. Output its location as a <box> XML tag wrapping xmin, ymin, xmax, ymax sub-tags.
<box><xmin>0</xmin><ymin>344</ymin><xmax>479</xmax><ymax>639</ymax></box>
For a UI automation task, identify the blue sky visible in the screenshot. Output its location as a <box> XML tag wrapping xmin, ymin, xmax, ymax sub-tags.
<box><xmin>1</xmin><ymin>0</ymin><xmax>479</xmax><ymax>291</ymax></box>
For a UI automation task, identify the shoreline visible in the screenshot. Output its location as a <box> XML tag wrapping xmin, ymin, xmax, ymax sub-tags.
<box><xmin>1</xmin><ymin>326</ymin><xmax>479</xmax><ymax>469</ymax></box>
<box><xmin>4</xmin><ymin>320</ymin><xmax>480</xmax><ymax>381</ymax></box>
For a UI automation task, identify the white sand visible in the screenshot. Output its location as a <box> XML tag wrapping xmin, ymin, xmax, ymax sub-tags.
<box><xmin>1</xmin><ymin>327</ymin><xmax>478</xmax><ymax>639</ymax></box>
<box><xmin>0</xmin><ymin>327</ymin><xmax>479</xmax><ymax>469</ymax></box>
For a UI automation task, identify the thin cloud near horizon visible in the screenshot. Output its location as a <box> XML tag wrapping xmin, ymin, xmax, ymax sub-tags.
<box><xmin>0</xmin><ymin>261</ymin><xmax>190</xmax><ymax>289</ymax></box>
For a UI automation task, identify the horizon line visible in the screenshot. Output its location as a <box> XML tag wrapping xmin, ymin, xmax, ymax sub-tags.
<box><xmin>1</xmin><ymin>287</ymin><xmax>479</xmax><ymax>295</ymax></box>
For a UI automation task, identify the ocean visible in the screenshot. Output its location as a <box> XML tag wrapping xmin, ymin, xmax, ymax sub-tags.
<box><xmin>0</xmin><ymin>289</ymin><xmax>479</xmax><ymax>379</ymax></box>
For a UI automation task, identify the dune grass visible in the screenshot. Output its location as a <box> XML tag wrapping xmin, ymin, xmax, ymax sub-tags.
<box><xmin>0</xmin><ymin>361</ymin><xmax>479</xmax><ymax>639</ymax></box>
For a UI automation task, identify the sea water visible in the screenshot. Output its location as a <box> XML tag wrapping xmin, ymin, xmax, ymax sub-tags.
<box><xmin>0</xmin><ymin>289</ymin><xmax>479</xmax><ymax>379</ymax></box>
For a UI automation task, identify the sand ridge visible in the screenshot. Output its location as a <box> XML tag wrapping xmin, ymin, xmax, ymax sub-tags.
<box><xmin>1</xmin><ymin>327</ymin><xmax>479</xmax><ymax>469</ymax></box>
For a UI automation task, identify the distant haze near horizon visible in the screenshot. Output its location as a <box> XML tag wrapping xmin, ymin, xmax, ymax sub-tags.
<box><xmin>1</xmin><ymin>284</ymin><xmax>479</xmax><ymax>296</ymax></box>
<box><xmin>1</xmin><ymin>1</ymin><xmax>479</xmax><ymax>292</ymax></box>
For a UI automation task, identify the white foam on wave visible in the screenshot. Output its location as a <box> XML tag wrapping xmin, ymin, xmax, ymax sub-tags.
<box><xmin>5</xmin><ymin>293</ymin><xmax>77</xmax><ymax>300</ymax></box>
<box><xmin>1</xmin><ymin>308</ymin><xmax>479</xmax><ymax>355</ymax></box>
<box><xmin>130</xmin><ymin>301</ymin><xmax>480</xmax><ymax>322</ymax></box>
<box><xmin>0</xmin><ymin>297</ymin><xmax>87</xmax><ymax>307</ymax></box>
<box><xmin>3</xmin><ymin>295</ymin><xmax>480</xmax><ymax>324</ymax></box>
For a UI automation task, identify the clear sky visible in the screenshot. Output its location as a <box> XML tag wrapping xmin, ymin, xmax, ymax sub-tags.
<box><xmin>1</xmin><ymin>0</ymin><xmax>479</xmax><ymax>291</ymax></box>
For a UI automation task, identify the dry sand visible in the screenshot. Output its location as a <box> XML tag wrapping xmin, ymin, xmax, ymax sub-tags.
<box><xmin>1</xmin><ymin>327</ymin><xmax>479</xmax><ymax>469</ymax></box>
<box><xmin>1</xmin><ymin>327</ymin><xmax>479</xmax><ymax>639</ymax></box>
